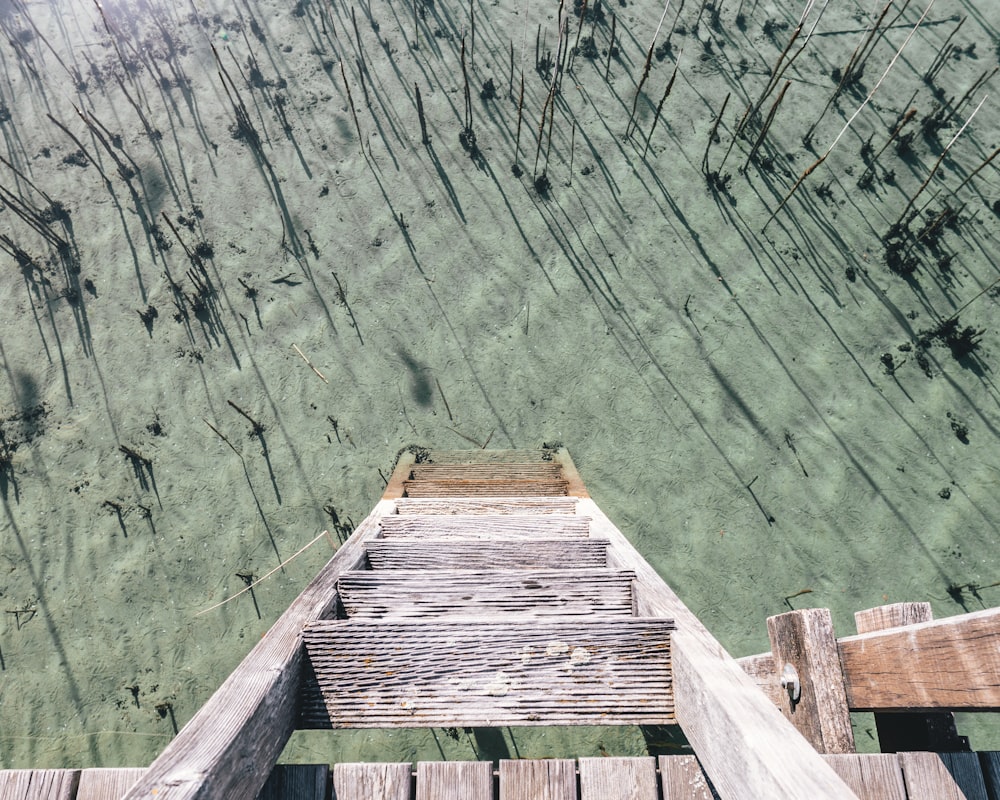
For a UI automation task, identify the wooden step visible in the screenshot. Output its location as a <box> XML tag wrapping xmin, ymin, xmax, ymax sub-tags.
<box><xmin>409</xmin><ymin>464</ymin><xmax>564</xmax><ymax>481</ymax></box>
<box><xmin>402</xmin><ymin>478</ymin><xmax>569</xmax><ymax>497</ymax></box>
<box><xmin>422</xmin><ymin>449</ymin><xmax>556</xmax><ymax>464</ymax></box>
<box><xmin>298</xmin><ymin>618</ymin><xmax>675</xmax><ymax>728</ymax></box>
<box><xmin>394</xmin><ymin>497</ymin><xmax>578</xmax><ymax>515</ymax></box>
<box><xmin>378</xmin><ymin>514</ymin><xmax>591</xmax><ymax>539</ymax></box>
<box><xmin>337</xmin><ymin>569</ymin><xmax>636</xmax><ymax>618</ymax></box>
<box><xmin>365</xmin><ymin>539</ymin><xmax>609</xmax><ymax>569</ymax></box>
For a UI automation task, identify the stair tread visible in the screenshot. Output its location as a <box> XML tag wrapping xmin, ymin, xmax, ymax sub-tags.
<box><xmin>402</xmin><ymin>479</ymin><xmax>570</xmax><ymax>498</ymax></box>
<box><xmin>378</xmin><ymin>514</ymin><xmax>591</xmax><ymax>539</ymax></box>
<box><xmin>365</xmin><ymin>539</ymin><xmax>608</xmax><ymax>569</ymax></box>
<box><xmin>422</xmin><ymin>449</ymin><xmax>557</xmax><ymax>464</ymax></box>
<box><xmin>393</xmin><ymin>497</ymin><xmax>578</xmax><ymax>515</ymax></box>
<box><xmin>337</xmin><ymin>568</ymin><xmax>636</xmax><ymax>618</ymax></box>
<box><xmin>299</xmin><ymin>618</ymin><xmax>675</xmax><ymax>728</ymax></box>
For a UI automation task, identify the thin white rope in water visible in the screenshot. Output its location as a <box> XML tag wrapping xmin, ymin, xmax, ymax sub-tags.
<box><xmin>195</xmin><ymin>529</ymin><xmax>336</xmax><ymax>616</ymax></box>
<box><xmin>649</xmin><ymin>0</ymin><xmax>672</xmax><ymax>51</ymax></box>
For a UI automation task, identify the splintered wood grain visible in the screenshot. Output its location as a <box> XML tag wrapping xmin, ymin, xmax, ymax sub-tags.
<box><xmin>365</xmin><ymin>540</ymin><xmax>609</xmax><ymax>570</ymax></box>
<box><xmin>897</xmin><ymin>752</ymin><xmax>989</xmax><ymax>800</ymax></box>
<box><xmin>416</xmin><ymin>762</ymin><xmax>492</xmax><ymax>800</ymax></box>
<box><xmin>402</xmin><ymin>479</ymin><xmax>569</xmax><ymax>497</ymax></box>
<box><xmin>658</xmin><ymin>756</ymin><xmax>713</xmax><ymax>800</ymax></box>
<box><xmin>378</xmin><ymin>515</ymin><xmax>591</xmax><ymax>539</ymax></box>
<box><xmin>409</xmin><ymin>464</ymin><xmax>564</xmax><ymax>481</ymax></box>
<box><xmin>578</xmin><ymin>757</ymin><xmax>658</xmax><ymax>800</ymax></box>
<box><xmin>255</xmin><ymin>765</ymin><xmax>328</xmax><ymax>800</ymax></box>
<box><xmin>299</xmin><ymin>618</ymin><xmax>675</xmax><ymax>728</ymax></box>
<box><xmin>337</xmin><ymin>569</ymin><xmax>636</xmax><ymax>618</ymax></box>
<box><xmin>821</xmin><ymin>755</ymin><xmax>906</xmax><ymax>800</ymax></box>
<box><xmin>394</xmin><ymin>498</ymin><xmax>578</xmax><ymax>515</ymax></box>
<box><xmin>77</xmin><ymin>768</ymin><xmax>145</xmax><ymax>799</ymax></box>
<box><xmin>424</xmin><ymin>450</ymin><xmax>553</xmax><ymax>464</ymax></box>
<box><xmin>0</xmin><ymin>770</ymin><xmax>80</xmax><ymax>800</ymax></box>
<box><xmin>499</xmin><ymin>759</ymin><xmax>576</xmax><ymax>800</ymax></box>
<box><xmin>332</xmin><ymin>763</ymin><xmax>413</xmax><ymax>800</ymax></box>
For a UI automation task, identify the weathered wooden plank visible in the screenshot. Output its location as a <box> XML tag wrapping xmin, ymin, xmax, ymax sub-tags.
<box><xmin>838</xmin><ymin>606</ymin><xmax>1000</xmax><ymax>710</ymax></box>
<box><xmin>0</xmin><ymin>770</ymin><xmax>79</xmax><ymax>800</ymax></box>
<box><xmin>576</xmin><ymin>487</ymin><xmax>858</xmax><ymax>798</ymax></box>
<box><xmin>378</xmin><ymin>515</ymin><xmax>591</xmax><ymax>539</ymax></box>
<box><xmin>299</xmin><ymin>618</ymin><xmax>675</xmax><ymax>728</ymax></box>
<box><xmin>77</xmin><ymin>768</ymin><xmax>145</xmax><ymax>800</ymax></box>
<box><xmin>393</xmin><ymin>498</ymin><xmax>577</xmax><ymax>515</ymax></box>
<box><xmin>854</xmin><ymin>603</ymin><xmax>966</xmax><ymax>752</ymax></box>
<box><xmin>498</xmin><ymin>759</ymin><xmax>576</xmax><ymax>800</ymax></box>
<box><xmin>337</xmin><ymin>569</ymin><xmax>636</xmax><ymax>618</ymax></box>
<box><xmin>409</xmin><ymin>464</ymin><xmax>564</xmax><ymax>481</ymax></box>
<box><xmin>332</xmin><ymin>763</ymin><xmax>412</xmax><ymax>800</ymax></box>
<box><xmin>256</xmin><ymin>765</ymin><xmax>328</xmax><ymax>800</ymax></box>
<box><xmin>897</xmin><ymin>752</ymin><xmax>989</xmax><ymax>800</ymax></box>
<box><xmin>821</xmin><ymin>755</ymin><xmax>906</xmax><ymax>800</ymax></box>
<box><xmin>402</xmin><ymin>479</ymin><xmax>569</xmax><ymax>497</ymax></box>
<box><xmin>364</xmin><ymin>540</ymin><xmax>609</xmax><ymax>570</ymax></box>
<box><xmin>416</xmin><ymin>762</ymin><xmax>492</xmax><ymax>800</ymax></box>
<box><xmin>736</xmin><ymin>652</ymin><xmax>785</xmax><ymax>708</ymax></box>
<box><xmin>424</xmin><ymin>449</ymin><xmax>553</xmax><ymax>464</ymax></box>
<box><xmin>658</xmin><ymin>755</ymin><xmax>713</xmax><ymax>799</ymax></box>
<box><xmin>120</xmin><ymin>456</ymin><xmax>416</xmax><ymax>800</ymax></box>
<box><xmin>767</xmin><ymin>609</ymin><xmax>854</xmax><ymax>753</ymax></box>
<box><xmin>578</xmin><ymin>757</ymin><xmax>658</xmax><ymax>800</ymax></box>
<box><xmin>979</xmin><ymin>752</ymin><xmax>1000</xmax><ymax>799</ymax></box>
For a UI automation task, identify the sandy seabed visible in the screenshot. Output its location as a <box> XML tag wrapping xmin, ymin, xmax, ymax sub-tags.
<box><xmin>0</xmin><ymin>0</ymin><xmax>998</xmax><ymax>769</ymax></box>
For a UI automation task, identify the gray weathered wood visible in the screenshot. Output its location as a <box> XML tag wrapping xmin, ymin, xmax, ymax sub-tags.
<box><xmin>299</xmin><ymin>618</ymin><xmax>674</xmax><ymax>728</ymax></box>
<box><xmin>736</xmin><ymin>652</ymin><xmax>785</xmax><ymax>708</ymax></box>
<box><xmin>409</xmin><ymin>464</ymin><xmax>564</xmax><ymax>481</ymax></box>
<box><xmin>416</xmin><ymin>761</ymin><xmax>492</xmax><ymax>800</ymax></box>
<box><xmin>0</xmin><ymin>770</ymin><xmax>79</xmax><ymax>800</ymax></box>
<box><xmin>498</xmin><ymin>759</ymin><xmax>576</xmax><ymax>800</ymax></box>
<box><xmin>578</xmin><ymin>757</ymin><xmax>658</xmax><ymax>800</ymax></box>
<box><xmin>337</xmin><ymin>569</ymin><xmax>636</xmax><ymax>618</ymax></box>
<box><xmin>378</xmin><ymin>514</ymin><xmax>591</xmax><ymax>539</ymax></box>
<box><xmin>365</xmin><ymin>540</ymin><xmax>609</xmax><ymax>570</ymax></box>
<box><xmin>393</xmin><ymin>498</ymin><xmax>577</xmax><ymax>515</ymax></box>
<box><xmin>332</xmin><ymin>762</ymin><xmax>412</xmax><ymax>800</ymax></box>
<box><xmin>574</xmin><ymin>487</ymin><xmax>858</xmax><ymax>798</ymax></box>
<box><xmin>767</xmin><ymin>609</ymin><xmax>855</xmax><ymax>753</ymax></box>
<box><xmin>979</xmin><ymin>752</ymin><xmax>1000</xmax><ymax>799</ymax></box>
<box><xmin>822</xmin><ymin>754</ymin><xmax>906</xmax><ymax>800</ymax></box>
<box><xmin>658</xmin><ymin>756</ymin><xmax>713</xmax><ymax>799</ymax></box>
<box><xmin>897</xmin><ymin>751</ymin><xmax>989</xmax><ymax>800</ymax></box>
<box><xmin>424</xmin><ymin>449</ymin><xmax>553</xmax><ymax>464</ymax></box>
<box><xmin>77</xmin><ymin>768</ymin><xmax>145</xmax><ymax>800</ymax></box>
<box><xmin>838</xmin><ymin>606</ymin><xmax>1000</xmax><ymax>710</ymax></box>
<box><xmin>256</xmin><ymin>765</ymin><xmax>328</xmax><ymax>800</ymax></box>
<box><xmin>403</xmin><ymin>479</ymin><xmax>569</xmax><ymax>497</ymax></box>
<box><xmin>854</xmin><ymin>603</ymin><xmax>965</xmax><ymax>752</ymax></box>
<box><xmin>120</xmin><ymin>484</ymin><xmax>404</xmax><ymax>800</ymax></box>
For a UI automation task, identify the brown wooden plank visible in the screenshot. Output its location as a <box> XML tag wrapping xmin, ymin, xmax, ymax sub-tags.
<box><xmin>378</xmin><ymin>515</ymin><xmax>591</xmax><ymax>539</ymax></box>
<box><xmin>393</xmin><ymin>498</ymin><xmax>577</xmax><ymax>515</ymax></box>
<box><xmin>332</xmin><ymin>763</ymin><xmax>412</xmax><ymax>800</ymax></box>
<box><xmin>77</xmin><ymin>769</ymin><xmax>145</xmax><ymax>800</ymax></box>
<box><xmin>364</xmin><ymin>540</ymin><xmax>608</xmax><ymax>570</ymax></box>
<box><xmin>425</xmin><ymin>449</ymin><xmax>553</xmax><ymax>464</ymax></box>
<box><xmin>0</xmin><ymin>770</ymin><xmax>79</xmax><ymax>800</ymax></box>
<box><xmin>498</xmin><ymin>759</ymin><xmax>576</xmax><ymax>800</ymax></box>
<box><xmin>120</xmin><ymin>488</ymin><xmax>403</xmax><ymax>800</ymax></box>
<box><xmin>256</xmin><ymin>765</ymin><xmax>328</xmax><ymax>800</ymax></box>
<box><xmin>838</xmin><ymin>606</ymin><xmax>1000</xmax><ymax>710</ymax></box>
<box><xmin>658</xmin><ymin>755</ymin><xmax>713</xmax><ymax>799</ymax></box>
<box><xmin>337</xmin><ymin>569</ymin><xmax>636</xmax><ymax>618</ymax></box>
<box><xmin>581</xmin><ymin>492</ymin><xmax>858</xmax><ymax>798</ymax></box>
<box><xmin>821</xmin><ymin>754</ymin><xmax>906</xmax><ymax>800</ymax></box>
<box><xmin>854</xmin><ymin>603</ymin><xmax>966</xmax><ymax>752</ymax></box>
<box><xmin>402</xmin><ymin>479</ymin><xmax>569</xmax><ymax>497</ymax></box>
<box><xmin>578</xmin><ymin>757</ymin><xmax>657</xmax><ymax>800</ymax></box>
<box><xmin>767</xmin><ymin>609</ymin><xmax>854</xmax><ymax>753</ymax></box>
<box><xmin>897</xmin><ymin>751</ymin><xmax>989</xmax><ymax>800</ymax></box>
<box><xmin>299</xmin><ymin>618</ymin><xmax>674</xmax><ymax>728</ymax></box>
<box><xmin>416</xmin><ymin>762</ymin><xmax>492</xmax><ymax>800</ymax></box>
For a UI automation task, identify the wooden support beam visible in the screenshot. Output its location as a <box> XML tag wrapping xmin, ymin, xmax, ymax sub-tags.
<box><xmin>767</xmin><ymin>609</ymin><xmax>854</xmax><ymax>753</ymax></box>
<box><xmin>854</xmin><ymin>603</ymin><xmax>968</xmax><ymax>752</ymax></box>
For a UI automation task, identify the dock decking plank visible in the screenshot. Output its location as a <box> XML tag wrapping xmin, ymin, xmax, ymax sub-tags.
<box><xmin>337</xmin><ymin>569</ymin><xmax>636</xmax><ymax>618</ymax></box>
<box><xmin>332</xmin><ymin>763</ymin><xmax>412</xmax><ymax>800</ymax></box>
<box><xmin>578</xmin><ymin>757</ymin><xmax>658</xmax><ymax>800</ymax></box>
<box><xmin>657</xmin><ymin>756</ymin><xmax>713</xmax><ymax>799</ymax></box>
<box><xmin>255</xmin><ymin>765</ymin><xmax>328</xmax><ymax>800</ymax></box>
<box><xmin>378</xmin><ymin>515</ymin><xmax>591</xmax><ymax>539</ymax></box>
<box><xmin>0</xmin><ymin>770</ymin><xmax>79</xmax><ymax>800</ymax></box>
<box><xmin>393</xmin><ymin>498</ymin><xmax>577</xmax><ymax>515</ymax></box>
<box><xmin>416</xmin><ymin>762</ymin><xmax>492</xmax><ymax>800</ymax></box>
<box><xmin>897</xmin><ymin>751</ymin><xmax>989</xmax><ymax>800</ymax></box>
<box><xmin>76</xmin><ymin>769</ymin><xmax>145</xmax><ymax>800</ymax></box>
<box><xmin>498</xmin><ymin>759</ymin><xmax>575</xmax><ymax>800</ymax></box>
<box><xmin>822</xmin><ymin>754</ymin><xmax>906</xmax><ymax>800</ymax></box>
<box><xmin>364</xmin><ymin>540</ymin><xmax>608</xmax><ymax>570</ymax></box>
<box><xmin>402</xmin><ymin>479</ymin><xmax>569</xmax><ymax>497</ymax></box>
<box><xmin>980</xmin><ymin>752</ymin><xmax>1000</xmax><ymax>799</ymax></box>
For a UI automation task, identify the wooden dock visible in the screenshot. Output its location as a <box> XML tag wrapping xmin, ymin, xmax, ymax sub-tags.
<box><xmin>4</xmin><ymin>447</ymin><xmax>999</xmax><ymax>799</ymax></box>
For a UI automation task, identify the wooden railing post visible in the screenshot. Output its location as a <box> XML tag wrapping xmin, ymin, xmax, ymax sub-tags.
<box><xmin>767</xmin><ymin>609</ymin><xmax>855</xmax><ymax>753</ymax></box>
<box><xmin>854</xmin><ymin>602</ymin><xmax>969</xmax><ymax>753</ymax></box>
